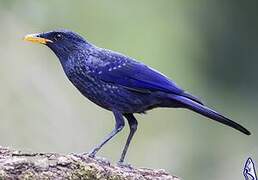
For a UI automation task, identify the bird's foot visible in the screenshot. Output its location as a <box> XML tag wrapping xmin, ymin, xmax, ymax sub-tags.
<box><xmin>70</xmin><ymin>152</ymin><xmax>89</xmax><ymax>163</ymax></box>
<box><xmin>88</xmin><ymin>146</ymin><xmax>101</xmax><ymax>158</ymax></box>
<box><xmin>76</xmin><ymin>151</ymin><xmax>110</xmax><ymax>166</ymax></box>
<box><xmin>70</xmin><ymin>152</ymin><xmax>110</xmax><ymax>165</ymax></box>
<box><xmin>93</xmin><ymin>156</ymin><xmax>111</xmax><ymax>166</ymax></box>
<box><xmin>88</xmin><ymin>151</ymin><xmax>96</xmax><ymax>158</ymax></box>
<box><xmin>117</xmin><ymin>161</ymin><xmax>133</xmax><ymax>169</ymax></box>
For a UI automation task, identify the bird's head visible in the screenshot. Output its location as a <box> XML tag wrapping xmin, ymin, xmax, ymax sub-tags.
<box><xmin>24</xmin><ymin>29</ymin><xmax>91</xmax><ymax>61</ymax></box>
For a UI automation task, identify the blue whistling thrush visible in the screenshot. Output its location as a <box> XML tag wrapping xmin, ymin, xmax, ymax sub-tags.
<box><xmin>24</xmin><ymin>30</ymin><xmax>251</xmax><ymax>164</ymax></box>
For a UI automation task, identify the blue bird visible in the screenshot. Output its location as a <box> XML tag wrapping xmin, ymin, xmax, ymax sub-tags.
<box><xmin>24</xmin><ymin>29</ymin><xmax>250</xmax><ymax>164</ymax></box>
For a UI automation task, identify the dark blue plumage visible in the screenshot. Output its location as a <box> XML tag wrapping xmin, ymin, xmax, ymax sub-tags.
<box><xmin>24</xmin><ymin>29</ymin><xmax>250</xmax><ymax>164</ymax></box>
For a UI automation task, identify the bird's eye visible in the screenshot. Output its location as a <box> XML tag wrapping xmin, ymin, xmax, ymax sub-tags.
<box><xmin>54</xmin><ymin>33</ymin><xmax>63</xmax><ymax>41</ymax></box>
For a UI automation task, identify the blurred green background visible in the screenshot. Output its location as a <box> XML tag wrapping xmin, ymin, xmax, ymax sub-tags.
<box><xmin>0</xmin><ymin>1</ymin><xmax>257</xmax><ymax>179</ymax></box>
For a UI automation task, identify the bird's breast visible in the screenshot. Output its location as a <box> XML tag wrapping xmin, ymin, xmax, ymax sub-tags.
<box><xmin>65</xmin><ymin>71</ymin><xmax>158</xmax><ymax>112</ymax></box>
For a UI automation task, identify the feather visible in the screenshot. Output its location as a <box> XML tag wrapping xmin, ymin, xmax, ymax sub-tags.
<box><xmin>169</xmin><ymin>94</ymin><xmax>251</xmax><ymax>135</ymax></box>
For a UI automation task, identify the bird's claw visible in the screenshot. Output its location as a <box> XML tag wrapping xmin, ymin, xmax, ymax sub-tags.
<box><xmin>96</xmin><ymin>156</ymin><xmax>111</xmax><ymax>165</ymax></box>
<box><xmin>88</xmin><ymin>153</ymin><xmax>95</xmax><ymax>158</ymax></box>
<box><xmin>88</xmin><ymin>146</ymin><xmax>101</xmax><ymax>158</ymax></box>
<box><xmin>117</xmin><ymin>161</ymin><xmax>133</xmax><ymax>169</ymax></box>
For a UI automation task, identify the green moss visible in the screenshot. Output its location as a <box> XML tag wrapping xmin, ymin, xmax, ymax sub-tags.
<box><xmin>0</xmin><ymin>170</ymin><xmax>8</xmax><ymax>179</ymax></box>
<box><xmin>70</xmin><ymin>162</ymin><xmax>108</xmax><ymax>180</ymax></box>
<box><xmin>18</xmin><ymin>171</ymin><xmax>36</xmax><ymax>180</ymax></box>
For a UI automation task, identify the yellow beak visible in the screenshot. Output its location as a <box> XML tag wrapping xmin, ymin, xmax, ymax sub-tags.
<box><xmin>23</xmin><ymin>33</ymin><xmax>53</xmax><ymax>44</ymax></box>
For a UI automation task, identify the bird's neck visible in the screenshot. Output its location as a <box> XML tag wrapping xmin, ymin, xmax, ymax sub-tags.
<box><xmin>58</xmin><ymin>49</ymin><xmax>90</xmax><ymax>75</ymax></box>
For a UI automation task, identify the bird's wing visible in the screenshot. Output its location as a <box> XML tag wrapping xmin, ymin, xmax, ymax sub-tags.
<box><xmin>96</xmin><ymin>56</ymin><xmax>184</xmax><ymax>94</ymax></box>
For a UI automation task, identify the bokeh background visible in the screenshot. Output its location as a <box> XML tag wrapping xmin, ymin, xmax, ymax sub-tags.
<box><xmin>0</xmin><ymin>1</ymin><xmax>257</xmax><ymax>179</ymax></box>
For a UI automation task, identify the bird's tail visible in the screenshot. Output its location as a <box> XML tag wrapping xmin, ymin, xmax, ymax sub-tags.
<box><xmin>169</xmin><ymin>94</ymin><xmax>251</xmax><ymax>135</ymax></box>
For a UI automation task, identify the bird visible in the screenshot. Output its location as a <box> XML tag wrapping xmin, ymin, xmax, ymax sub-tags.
<box><xmin>24</xmin><ymin>29</ymin><xmax>251</xmax><ymax>164</ymax></box>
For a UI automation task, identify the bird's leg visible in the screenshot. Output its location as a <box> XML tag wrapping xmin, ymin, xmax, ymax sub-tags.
<box><xmin>118</xmin><ymin>113</ymin><xmax>138</xmax><ymax>164</ymax></box>
<box><xmin>88</xmin><ymin>111</ymin><xmax>125</xmax><ymax>158</ymax></box>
